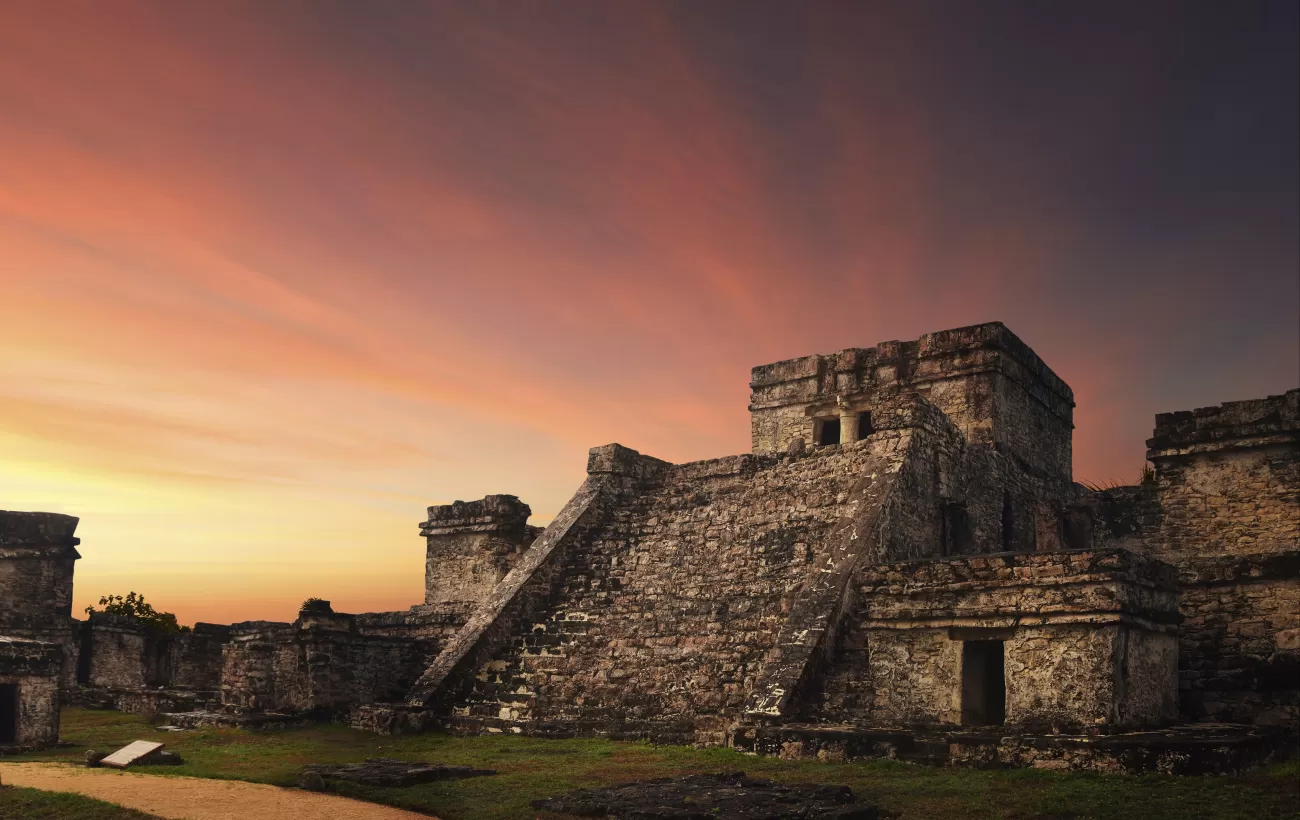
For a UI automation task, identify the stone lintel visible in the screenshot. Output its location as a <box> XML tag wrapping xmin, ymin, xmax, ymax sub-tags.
<box><xmin>860</xmin><ymin>548</ymin><xmax>1179</xmax><ymax>592</ymax></box>
<box><xmin>860</xmin><ymin>612</ymin><xmax>1179</xmax><ymax>635</ymax></box>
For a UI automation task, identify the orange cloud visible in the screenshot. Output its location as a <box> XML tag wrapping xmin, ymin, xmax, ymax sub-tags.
<box><xmin>0</xmin><ymin>2</ymin><xmax>1293</xmax><ymax>623</ymax></box>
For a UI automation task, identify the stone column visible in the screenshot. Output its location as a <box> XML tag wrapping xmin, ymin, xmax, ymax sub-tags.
<box><xmin>838</xmin><ymin>403</ymin><xmax>858</xmax><ymax>444</ymax></box>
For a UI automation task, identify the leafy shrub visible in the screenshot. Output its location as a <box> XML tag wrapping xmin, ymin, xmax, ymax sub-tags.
<box><xmin>84</xmin><ymin>591</ymin><xmax>189</xmax><ymax>633</ymax></box>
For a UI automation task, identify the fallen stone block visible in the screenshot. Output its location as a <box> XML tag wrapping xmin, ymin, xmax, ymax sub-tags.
<box><xmin>531</xmin><ymin>772</ymin><xmax>880</xmax><ymax>819</ymax></box>
<box><xmin>301</xmin><ymin>758</ymin><xmax>495</xmax><ymax>788</ymax></box>
<box><xmin>101</xmin><ymin>740</ymin><xmax>165</xmax><ymax>769</ymax></box>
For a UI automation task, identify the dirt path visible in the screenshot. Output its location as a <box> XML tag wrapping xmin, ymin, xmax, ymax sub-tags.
<box><xmin>0</xmin><ymin>762</ymin><xmax>437</xmax><ymax>820</ymax></box>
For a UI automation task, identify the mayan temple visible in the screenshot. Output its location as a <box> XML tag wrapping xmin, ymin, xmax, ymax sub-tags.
<box><xmin>4</xmin><ymin>322</ymin><xmax>1296</xmax><ymax>772</ymax></box>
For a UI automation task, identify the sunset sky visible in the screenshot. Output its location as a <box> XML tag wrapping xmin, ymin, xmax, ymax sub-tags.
<box><xmin>2</xmin><ymin>1</ymin><xmax>1296</xmax><ymax>625</ymax></box>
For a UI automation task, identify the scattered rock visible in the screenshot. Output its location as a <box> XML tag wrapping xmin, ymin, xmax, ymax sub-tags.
<box><xmin>301</xmin><ymin>758</ymin><xmax>496</xmax><ymax>788</ymax></box>
<box><xmin>85</xmin><ymin>750</ymin><xmax>107</xmax><ymax>768</ymax></box>
<box><xmin>154</xmin><ymin>725</ymin><xmax>189</xmax><ymax>733</ymax></box>
<box><xmin>300</xmin><ymin>771</ymin><xmax>327</xmax><ymax>792</ymax></box>
<box><xmin>531</xmin><ymin>771</ymin><xmax>880</xmax><ymax>819</ymax></box>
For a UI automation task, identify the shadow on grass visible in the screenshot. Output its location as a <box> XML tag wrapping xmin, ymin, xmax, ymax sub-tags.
<box><xmin>11</xmin><ymin>708</ymin><xmax>1296</xmax><ymax>820</ymax></box>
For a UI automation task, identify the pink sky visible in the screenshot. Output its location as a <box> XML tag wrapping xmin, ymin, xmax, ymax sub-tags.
<box><xmin>2</xmin><ymin>2</ymin><xmax>1295</xmax><ymax>624</ymax></box>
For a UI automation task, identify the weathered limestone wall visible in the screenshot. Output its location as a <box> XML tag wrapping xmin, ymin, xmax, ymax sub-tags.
<box><xmin>85</xmin><ymin>617</ymin><xmax>153</xmax><ymax>689</ymax></box>
<box><xmin>823</xmin><ymin>549</ymin><xmax>1180</xmax><ymax>733</ymax></box>
<box><xmin>421</xmin><ymin>495</ymin><xmax>539</xmax><ymax>611</ymax></box>
<box><xmin>0</xmin><ymin>511</ymin><xmax>82</xmax><ymax>690</ymax></box>
<box><xmin>169</xmin><ymin>624</ymin><xmax>232</xmax><ymax>689</ymax></box>
<box><xmin>0</xmin><ymin>636</ymin><xmax>63</xmax><ymax>747</ymax></box>
<box><xmin>748</xmin><ymin>322</ymin><xmax>1074</xmax><ymax>484</ymax></box>
<box><xmin>79</xmin><ymin>616</ymin><xmax>229</xmax><ymax>695</ymax></box>
<box><xmin>1143</xmin><ymin>390</ymin><xmax>1299</xmax><ymax>725</ymax></box>
<box><xmin>220</xmin><ymin>612</ymin><xmax>432</xmax><ymax>714</ymax></box>
<box><xmin>0</xmin><ymin>512</ymin><xmax>79</xmax><ymax>624</ymax></box>
<box><xmin>862</xmin><ymin>630</ymin><xmax>961</xmax><ymax>725</ymax></box>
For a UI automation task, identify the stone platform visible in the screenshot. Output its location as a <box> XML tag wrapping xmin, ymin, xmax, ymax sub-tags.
<box><xmin>160</xmin><ymin>710</ymin><xmax>308</xmax><ymax>730</ymax></box>
<box><xmin>731</xmin><ymin>723</ymin><xmax>1295</xmax><ymax>775</ymax></box>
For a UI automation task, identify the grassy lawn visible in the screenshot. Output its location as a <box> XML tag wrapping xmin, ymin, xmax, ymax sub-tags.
<box><xmin>7</xmin><ymin>708</ymin><xmax>1296</xmax><ymax>820</ymax></box>
<box><xmin>0</xmin><ymin>786</ymin><xmax>161</xmax><ymax>820</ymax></box>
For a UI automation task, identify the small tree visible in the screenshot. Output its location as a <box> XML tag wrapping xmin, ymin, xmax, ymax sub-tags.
<box><xmin>85</xmin><ymin>591</ymin><xmax>189</xmax><ymax>633</ymax></box>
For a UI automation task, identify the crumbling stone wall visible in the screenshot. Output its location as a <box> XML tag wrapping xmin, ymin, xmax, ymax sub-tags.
<box><xmin>1143</xmin><ymin>391</ymin><xmax>1298</xmax><ymax>725</ymax></box>
<box><xmin>169</xmin><ymin>623</ymin><xmax>231</xmax><ymax>689</ymax></box>
<box><xmin>220</xmin><ymin>610</ymin><xmax>432</xmax><ymax>714</ymax></box>
<box><xmin>81</xmin><ymin>615</ymin><xmax>229</xmax><ymax>692</ymax></box>
<box><xmin>0</xmin><ymin>511</ymin><xmax>82</xmax><ymax>690</ymax></box>
<box><xmin>817</xmin><ymin>549</ymin><xmax>1180</xmax><ymax>733</ymax></box>
<box><xmin>0</xmin><ymin>636</ymin><xmax>62</xmax><ymax>747</ymax></box>
<box><xmin>83</xmin><ymin>615</ymin><xmax>156</xmax><ymax>689</ymax></box>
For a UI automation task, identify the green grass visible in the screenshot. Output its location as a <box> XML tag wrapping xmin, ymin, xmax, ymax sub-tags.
<box><xmin>0</xmin><ymin>786</ymin><xmax>161</xmax><ymax>820</ymax></box>
<box><xmin>11</xmin><ymin>708</ymin><xmax>1299</xmax><ymax>820</ymax></box>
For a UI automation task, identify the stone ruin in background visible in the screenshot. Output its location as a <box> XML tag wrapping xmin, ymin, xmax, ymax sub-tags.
<box><xmin>3</xmin><ymin>322</ymin><xmax>1296</xmax><ymax>772</ymax></box>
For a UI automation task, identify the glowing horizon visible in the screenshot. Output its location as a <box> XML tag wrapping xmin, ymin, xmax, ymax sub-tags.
<box><xmin>2</xmin><ymin>2</ymin><xmax>1295</xmax><ymax>625</ymax></box>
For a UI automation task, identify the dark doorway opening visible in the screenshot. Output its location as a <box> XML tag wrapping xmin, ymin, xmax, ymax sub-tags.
<box><xmin>1001</xmin><ymin>491</ymin><xmax>1015</xmax><ymax>552</ymax></box>
<box><xmin>815</xmin><ymin>417</ymin><xmax>841</xmax><ymax>446</ymax></box>
<box><xmin>941</xmin><ymin>502</ymin><xmax>973</xmax><ymax>556</ymax></box>
<box><xmin>961</xmin><ymin>641</ymin><xmax>1005</xmax><ymax>726</ymax></box>
<box><xmin>0</xmin><ymin>683</ymin><xmax>18</xmax><ymax>744</ymax></box>
<box><xmin>856</xmin><ymin>411</ymin><xmax>875</xmax><ymax>440</ymax></box>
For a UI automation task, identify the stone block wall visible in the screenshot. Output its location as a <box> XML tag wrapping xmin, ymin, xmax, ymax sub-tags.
<box><xmin>1144</xmin><ymin>390</ymin><xmax>1299</xmax><ymax>725</ymax></box>
<box><xmin>220</xmin><ymin>612</ymin><xmax>433</xmax><ymax>714</ymax></box>
<box><xmin>815</xmin><ymin>549</ymin><xmax>1180</xmax><ymax>733</ymax></box>
<box><xmin>0</xmin><ymin>636</ymin><xmax>63</xmax><ymax>747</ymax></box>
<box><xmin>84</xmin><ymin>616</ymin><xmax>155</xmax><ymax>689</ymax></box>
<box><xmin>79</xmin><ymin>615</ymin><xmax>229</xmax><ymax>694</ymax></box>
<box><xmin>748</xmin><ymin>322</ymin><xmax>1074</xmax><ymax>484</ymax></box>
<box><xmin>0</xmin><ymin>511</ymin><xmax>82</xmax><ymax>690</ymax></box>
<box><xmin>169</xmin><ymin>623</ymin><xmax>231</xmax><ymax>689</ymax></box>
<box><xmin>421</xmin><ymin>495</ymin><xmax>539</xmax><ymax>609</ymax></box>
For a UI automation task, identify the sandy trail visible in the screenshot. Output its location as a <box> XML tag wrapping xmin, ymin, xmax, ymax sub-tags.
<box><xmin>0</xmin><ymin>762</ymin><xmax>437</xmax><ymax>820</ymax></box>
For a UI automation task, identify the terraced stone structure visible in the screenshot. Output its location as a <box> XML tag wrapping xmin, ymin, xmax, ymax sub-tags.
<box><xmin>355</xmin><ymin>321</ymin><xmax>1295</xmax><ymax>768</ymax></box>
<box><xmin>15</xmin><ymin>322</ymin><xmax>1294</xmax><ymax>771</ymax></box>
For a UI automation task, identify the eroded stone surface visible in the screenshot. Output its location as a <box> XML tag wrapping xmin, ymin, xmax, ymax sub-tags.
<box><xmin>532</xmin><ymin>772</ymin><xmax>878</xmax><ymax>819</ymax></box>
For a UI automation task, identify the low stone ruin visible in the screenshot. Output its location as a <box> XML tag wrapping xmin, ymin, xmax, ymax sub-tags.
<box><xmin>532</xmin><ymin>772</ymin><xmax>879</xmax><ymax>819</ymax></box>
<box><xmin>300</xmin><ymin>758</ymin><xmax>495</xmax><ymax>788</ymax></box>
